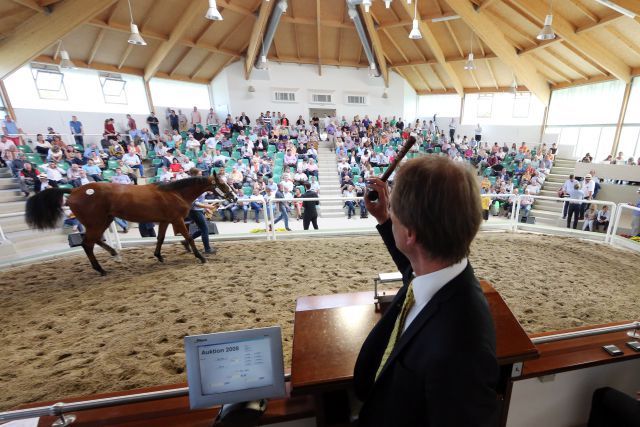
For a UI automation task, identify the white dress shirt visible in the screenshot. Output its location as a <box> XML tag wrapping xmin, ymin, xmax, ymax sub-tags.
<box><xmin>403</xmin><ymin>258</ymin><xmax>468</xmax><ymax>334</ymax></box>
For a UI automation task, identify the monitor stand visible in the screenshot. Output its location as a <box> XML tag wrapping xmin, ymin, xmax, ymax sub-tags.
<box><xmin>214</xmin><ymin>399</ymin><xmax>268</xmax><ymax>426</ymax></box>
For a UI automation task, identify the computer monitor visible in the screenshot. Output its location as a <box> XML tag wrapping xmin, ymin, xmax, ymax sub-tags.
<box><xmin>184</xmin><ymin>326</ymin><xmax>286</xmax><ymax>410</ymax></box>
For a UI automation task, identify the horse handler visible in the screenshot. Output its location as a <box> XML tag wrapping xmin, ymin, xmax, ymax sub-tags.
<box><xmin>185</xmin><ymin>169</ymin><xmax>217</xmax><ymax>255</ymax></box>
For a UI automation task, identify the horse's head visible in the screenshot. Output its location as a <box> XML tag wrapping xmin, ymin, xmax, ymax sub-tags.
<box><xmin>209</xmin><ymin>171</ymin><xmax>237</xmax><ymax>203</ymax></box>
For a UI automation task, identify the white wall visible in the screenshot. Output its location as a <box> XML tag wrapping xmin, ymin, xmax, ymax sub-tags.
<box><xmin>211</xmin><ymin>61</ymin><xmax>408</xmax><ymax>121</ymax></box>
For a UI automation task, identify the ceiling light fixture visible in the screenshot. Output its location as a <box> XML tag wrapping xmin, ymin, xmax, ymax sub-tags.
<box><xmin>385</xmin><ymin>0</ymin><xmax>392</xmax><ymax>8</ymax></box>
<box><xmin>205</xmin><ymin>0</ymin><xmax>223</xmax><ymax>21</ymax></box>
<box><xmin>363</xmin><ymin>0</ymin><xmax>372</xmax><ymax>12</ymax></box>
<box><xmin>408</xmin><ymin>0</ymin><xmax>422</xmax><ymax>39</ymax></box>
<box><xmin>509</xmin><ymin>75</ymin><xmax>518</xmax><ymax>94</ymax></box>
<box><xmin>59</xmin><ymin>46</ymin><xmax>75</xmax><ymax>69</ymax></box>
<box><xmin>593</xmin><ymin>0</ymin><xmax>636</xmax><ymax>18</ymax></box>
<box><xmin>464</xmin><ymin>30</ymin><xmax>475</xmax><ymax>70</ymax></box>
<box><xmin>536</xmin><ymin>0</ymin><xmax>556</xmax><ymax>41</ymax></box>
<box><xmin>127</xmin><ymin>0</ymin><xmax>147</xmax><ymax>45</ymax></box>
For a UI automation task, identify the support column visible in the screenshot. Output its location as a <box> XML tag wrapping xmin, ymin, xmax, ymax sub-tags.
<box><xmin>207</xmin><ymin>83</ymin><xmax>215</xmax><ymax>110</ymax></box>
<box><xmin>611</xmin><ymin>81</ymin><xmax>632</xmax><ymax>157</ymax></box>
<box><xmin>143</xmin><ymin>80</ymin><xmax>154</xmax><ymax>113</ymax></box>
<box><xmin>0</xmin><ymin>80</ymin><xmax>16</xmax><ymax>120</ymax></box>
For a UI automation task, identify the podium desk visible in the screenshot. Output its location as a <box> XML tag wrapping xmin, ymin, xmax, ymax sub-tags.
<box><xmin>291</xmin><ymin>281</ymin><xmax>538</xmax><ymax>426</ymax></box>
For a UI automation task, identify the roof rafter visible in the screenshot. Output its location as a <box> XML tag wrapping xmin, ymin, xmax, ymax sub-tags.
<box><xmin>360</xmin><ymin>4</ymin><xmax>389</xmax><ymax>87</ymax></box>
<box><xmin>446</xmin><ymin>0</ymin><xmax>550</xmax><ymax>103</ymax></box>
<box><xmin>144</xmin><ymin>0</ymin><xmax>204</xmax><ymax>81</ymax></box>
<box><xmin>87</xmin><ymin>28</ymin><xmax>106</xmax><ymax>65</ymax></box>
<box><xmin>117</xmin><ymin>44</ymin><xmax>134</xmax><ymax>69</ymax></box>
<box><xmin>566</xmin><ymin>0</ymin><xmax>599</xmax><ymax>22</ymax></box>
<box><xmin>485</xmin><ymin>59</ymin><xmax>499</xmax><ymax>89</ymax></box>
<box><xmin>316</xmin><ymin>0</ymin><xmax>322</xmax><ymax>75</ymax></box>
<box><xmin>244</xmin><ymin>0</ymin><xmax>274</xmax><ymax>79</ymax></box>
<box><xmin>397</xmin><ymin>0</ymin><xmax>464</xmax><ymax>97</ymax></box>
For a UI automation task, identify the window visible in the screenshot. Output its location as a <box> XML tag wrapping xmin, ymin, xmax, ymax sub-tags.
<box><xmin>547</xmin><ymin>80</ymin><xmax>625</xmax><ymax>125</ymax></box>
<box><xmin>476</xmin><ymin>94</ymin><xmax>493</xmax><ymax>118</ymax></box>
<box><xmin>512</xmin><ymin>93</ymin><xmax>531</xmax><ymax>118</ymax></box>
<box><xmin>346</xmin><ymin>95</ymin><xmax>366</xmax><ymax>105</ymax></box>
<box><xmin>149</xmin><ymin>78</ymin><xmax>211</xmax><ymax>109</ymax></box>
<box><xmin>100</xmin><ymin>74</ymin><xmax>128</xmax><ymax>105</ymax></box>
<box><xmin>417</xmin><ymin>94</ymin><xmax>461</xmax><ymax>119</ymax></box>
<box><xmin>31</xmin><ymin>65</ymin><xmax>67</xmax><ymax>100</ymax></box>
<box><xmin>311</xmin><ymin>93</ymin><xmax>332</xmax><ymax>104</ymax></box>
<box><xmin>273</xmin><ymin>91</ymin><xmax>296</xmax><ymax>102</ymax></box>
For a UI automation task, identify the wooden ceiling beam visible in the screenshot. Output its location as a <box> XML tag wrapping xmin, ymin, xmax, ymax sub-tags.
<box><xmin>551</xmin><ymin>74</ymin><xmax>623</xmax><ymax>90</ymax></box>
<box><xmin>566</xmin><ymin>0</ymin><xmax>599</xmax><ymax>22</ymax></box>
<box><xmin>575</xmin><ymin>13</ymin><xmax>626</xmax><ymax>34</ymax></box>
<box><xmin>549</xmin><ymin>50</ymin><xmax>590</xmax><ymax>79</ymax></box>
<box><xmin>244</xmin><ymin>0</ymin><xmax>274</xmax><ymax>79</ymax></box>
<box><xmin>428</xmin><ymin>63</ymin><xmax>447</xmax><ymax>90</ymax></box>
<box><xmin>389</xmin><ymin>53</ymin><xmax>498</xmax><ymax>67</ymax></box>
<box><xmin>518</xmin><ymin>38</ymin><xmax>563</xmax><ymax>55</ymax></box>
<box><xmin>477</xmin><ymin>0</ymin><xmax>501</xmax><ymax>12</ymax></box>
<box><xmin>529</xmin><ymin>54</ymin><xmax>572</xmax><ymax>83</ymax></box>
<box><xmin>446</xmin><ymin>0</ymin><xmax>550</xmax><ymax>104</ymax></box>
<box><xmin>444</xmin><ymin>21</ymin><xmax>465</xmax><ymax>58</ymax></box>
<box><xmin>508</xmin><ymin>0</ymin><xmax>630</xmax><ymax>83</ymax></box>
<box><xmin>413</xmin><ymin>66</ymin><xmax>432</xmax><ymax>91</ymax></box>
<box><xmin>117</xmin><ymin>44</ymin><xmax>134</xmax><ymax>69</ymax></box>
<box><xmin>360</xmin><ymin>5</ymin><xmax>389</xmax><ymax>87</ymax></box>
<box><xmin>291</xmin><ymin>0</ymin><xmax>301</xmax><ymax>60</ymax></box>
<box><xmin>561</xmin><ymin>42</ymin><xmax>609</xmax><ymax>76</ymax></box>
<box><xmin>416</xmin><ymin>85</ymin><xmax>529</xmax><ymax>95</ymax></box>
<box><xmin>599</xmin><ymin>0</ymin><xmax>640</xmax><ymax>16</ymax></box>
<box><xmin>216</xmin><ymin>0</ymin><xmax>254</xmax><ymax>16</ymax></box>
<box><xmin>398</xmin><ymin>0</ymin><xmax>464</xmax><ymax>97</ymax></box>
<box><xmin>268</xmin><ymin>55</ymin><xmax>367</xmax><ymax>68</ymax></box>
<box><xmin>607</xmin><ymin>27</ymin><xmax>640</xmax><ymax>58</ymax></box>
<box><xmin>144</xmin><ymin>0</ymin><xmax>210</xmax><ymax>82</ymax></box>
<box><xmin>210</xmin><ymin>55</ymin><xmax>239</xmax><ymax>82</ymax></box>
<box><xmin>190</xmin><ymin>52</ymin><xmax>214</xmax><ymax>79</ymax></box>
<box><xmin>87</xmin><ymin>28</ymin><xmax>106</xmax><ymax>65</ymax></box>
<box><xmin>169</xmin><ymin>48</ymin><xmax>192</xmax><ymax>76</ymax></box>
<box><xmin>469</xmin><ymin>69</ymin><xmax>481</xmax><ymax>90</ymax></box>
<box><xmin>10</xmin><ymin>0</ymin><xmax>48</xmax><ymax>14</ymax></box>
<box><xmin>280</xmin><ymin>16</ymin><xmax>354</xmax><ymax>29</ymax></box>
<box><xmin>485</xmin><ymin>59</ymin><xmax>499</xmax><ymax>89</ymax></box>
<box><xmin>394</xmin><ymin>67</ymin><xmax>420</xmax><ymax>92</ymax></box>
<box><xmin>0</xmin><ymin>0</ymin><xmax>118</xmax><ymax>80</ymax></box>
<box><xmin>377</xmin><ymin>13</ymin><xmax>460</xmax><ymax>29</ymax></box>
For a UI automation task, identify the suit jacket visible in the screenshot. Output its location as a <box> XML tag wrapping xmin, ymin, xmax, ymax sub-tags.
<box><xmin>353</xmin><ymin>220</ymin><xmax>498</xmax><ymax>427</ymax></box>
<box><xmin>302</xmin><ymin>190</ymin><xmax>318</xmax><ymax>218</ymax></box>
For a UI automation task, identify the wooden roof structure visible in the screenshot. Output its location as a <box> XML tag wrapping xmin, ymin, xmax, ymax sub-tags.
<box><xmin>1</xmin><ymin>0</ymin><xmax>639</xmax><ymax>103</ymax></box>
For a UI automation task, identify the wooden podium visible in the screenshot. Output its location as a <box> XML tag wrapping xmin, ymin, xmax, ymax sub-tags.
<box><xmin>291</xmin><ymin>281</ymin><xmax>538</xmax><ymax>426</ymax></box>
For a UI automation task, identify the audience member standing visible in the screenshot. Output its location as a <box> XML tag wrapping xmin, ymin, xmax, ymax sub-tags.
<box><xmin>69</xmin><ymin>115</ymin><xmax>84</xmax><ymax>147</ymax></box>
<box><xmin>302</xmin><ymin>182</ymin><xmax>319</xmax><ymax>230</ymax></box>
<box><xmin>474</xmin><ymin>123</ymin><xmax>482</xmax><ymax>143</ymax></box>
<box><xmin>146</xmin><ymin>112</ymin><xmax>160</xmax><ymax>136</ymax></box>
<box><xmin>566</xmin><ymin>183</ymin><xmax>585</xmax><ymax>229</ymax></box>
<box><xmin>191</xmin><ymin>106</ymin><xmax>202</xmax><ymax>127</ymax></box>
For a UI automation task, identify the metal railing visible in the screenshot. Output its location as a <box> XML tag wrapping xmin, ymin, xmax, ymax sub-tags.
<box><xmin>531</xmin><ymin>321</ymin><xmax>640</xmax><ymax>345</ymax></box>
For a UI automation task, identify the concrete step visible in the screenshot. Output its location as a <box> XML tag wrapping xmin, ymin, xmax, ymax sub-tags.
<box><xmin>0</xmin><ymin>188</ymin><xmax>22</xmax><ymax>203</ymax></box>
<box><xmin>551</xmin><ymin>166</ymin><xmax>574</xmax><ymax>175</ymax></box>
<box><xmin>0</xmin><ymin>177</ymin><xmax>19</xmax><ymax>190</ymax></box>
<box><xmin>5</xmin><ymin>228</ymin><xmax>69</xmax><ymax>253</ymax></box>
<box><xmin>0</xmin><ymin>215</ymin><xmax>30</xmax><ymax>233</ymax></box>
<box><xmin>530</xmin><ymin>208</ymin><xmax>563</xmax><ymax>220</ymax></box>
<box><xmin>0</xmin><ymin>200</ymin><xmax>25</xmax><ymax>214</ymax></box>
<box><xmin>0</xmin><ymin>168</ymin><xmax>13</xmax><ymax>178</ymax></box>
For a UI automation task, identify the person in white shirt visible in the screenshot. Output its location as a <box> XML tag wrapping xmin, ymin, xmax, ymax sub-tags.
<box><xmin>45</xmin><ymin>162</ymin><xmax>67</xmax><ymax>186</ymax></box>
<box><xmin>560</xmin><ymin>174</ymin><xmax>579</xmax><ymax>219</ymax></box>
<box><xmin>580</xmin><ymin>174</ymin><xmax>596</xmax><ymax>219</ymax></box>
<box><xmin>109</xmin><ymin>169</ymin><xmax>131</xmax><ymax>231</ymax></box>
<box><xmin>474</xmin><ymin>124</ymin><xmax>482</xmax><ymax>143</ymax></box>
<box><xmin>206</xmin><ymin>108</ymin><xmax>218</xmax><ymax>126</ymax></box>
<box><xmin>212</xmin><ymin>150</ymin><xmax>228</xmax><ymax>167</ymax></box>
<box><xmin>122</xmin><ymin>151</ymin><xmax>144</xmax><ymax>177</ymax></box>
<box><xmin>594</xmin><ymin>205</ymin><xmax>611</xmax><ymax>232</ymax></box>
<box><xmin>185</xmin><ymin>135</ymin><xmax>201</xmax><ymax>155</ymax></box>
<box><xmin>448</xmin><ymin>119</ymin><xmax>456</xmax><ymax>141</ymax></box>
<box><xmin>582</xmin><ymin>206</ymin><xmax>596</xmax><ymax>231</ymax></box>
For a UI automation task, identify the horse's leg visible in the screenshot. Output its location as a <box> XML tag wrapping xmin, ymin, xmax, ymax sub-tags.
<box><xmin>154</xmin><ymin>222</ymin><xmax>169</xmax><ymax>262</ymax></box>
<box><xmin>82</xmin><ymin>228</ymin><xmax>107</xmax><ymax>276</ymax></box>
<box><xmin>173</xmin><ymin>220</ymin><xmax>205</xmax><ymax>263</ymax></box>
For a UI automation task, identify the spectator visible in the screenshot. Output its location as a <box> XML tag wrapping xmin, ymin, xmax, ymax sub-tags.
<box><xmin>44</xmin><ymin>161</ymin><xmax>67</xmax><ymax>187</ymax></box>
<box><xmin>19</xmin><ymin>162</ymin><xmax>38</xmax><ymax>196</ymax></box>
<box><xmin>582</xmin><ymin>206</ymin><xmax>596</xmax><ymax>231</ymax></box>
<box><xmin>191</xmin><ymin>106</ymin><xmax>202</xmax><ymax>127</ymax></box>
<box><xmin>2</xmin><ymin>115</ymin><xmax>23</xmax><ymax>145</ymax></box>
<box><xmin>580</xmin><ymin>174</ymin><xmax>596</xmax><ymax>219</ymax></box>
<box><xmin>169</xmin><ymin>110</ymin><xmax>179</xmax><ymax>132</ymax></box>
<box><xmin>69</xmin><ymin>115</ymin><xmax>84</xmax><ymax>147</ymax></box>
<box><xmin>146</xmin><ymin>111</ymin><xmax>160</xmax><ymax>136</ymax></box>
<box><xmin>343</xmin><ymin>185</ymin><xmax>357</xmax><ymax>219</ymax></box>
<box><xmin>560</xmin><ymin>174</ymin><xmax>579</xmax><ymax>219</ymax></box>
<box><xmin>302</xmin><ymin>182</ymin><xmax>319</xmax><ymax>230</ymax></box>
<box><xmin>103</xmin><ymin>118</ymin><xmax>119</xmax><ymax>141</ymax></box>
<box><xmin>82</xmin><ymin>159</ymin><xmax>103</xmax><ymax>182</ymax></box>
<box><xmin>594</xmin><ymin>205</ymin><xmax>610</xmax><ymax>232</ymax></box>
<box><xmin>566</xmin><ymin>182</ymin><xmax>585</xmax><ymax>229</ymax></box>
<box><xmin>520</xmin><ymin>190</ymin><xmax>534</xmax><ymax>222</ymax></box>
<box><xmin>67</xmin><ymin>164</ymin><xmax>84</xmax><ymax>187</ymax></box>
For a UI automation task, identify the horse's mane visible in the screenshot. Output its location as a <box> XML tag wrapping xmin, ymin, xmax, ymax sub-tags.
<box><xmin>156</xmin><ymin>176</ymin><xmax>210</xmax><ymax>192</ymax></box>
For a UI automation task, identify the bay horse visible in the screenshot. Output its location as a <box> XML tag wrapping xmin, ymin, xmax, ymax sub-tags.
<box><xmin>25</xmin><ymin>172</ymin><xmax>236</xmax><ymax>275</ymax></box>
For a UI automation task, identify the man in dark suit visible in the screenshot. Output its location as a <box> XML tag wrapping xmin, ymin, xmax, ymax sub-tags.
<box><xmin>301</xmin><ymin>182</ymin><xmax>319</xmax><ymax>230</ymax></box>
<box><xmin>354</xmin><ymin>156</ymin><xmax>498</xmax><ymax>426</ymax></box>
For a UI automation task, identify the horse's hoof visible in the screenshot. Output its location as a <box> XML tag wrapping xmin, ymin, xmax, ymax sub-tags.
<box><xmin>198</xmin><ymin>257</ymin><xmax>207</xmax><ymax>264</ymax></box>
<box><xmin>99</xmin><ymin>270</ymin><xmax>107</xmax><ymax>276</ymax></box>
<box><xmin>114</xmin><ymin>254</ymin><xmax>122</xmax><ymax>262</ymax></box>
<box><xmin>155</xmin><ymin>255</ymin><xmax>164</xmax><ymax>263</ymax></box>
<box><xmin>180</xmin><ymin>240</ymin><xmax>191</xmax><ymax>252</ymax></box>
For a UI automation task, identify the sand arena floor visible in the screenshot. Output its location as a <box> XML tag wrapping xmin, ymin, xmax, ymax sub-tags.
<box><xmin>0</xmin><ymin>232</ymin><xmax>638</xmax><ymax>410</ymax></box>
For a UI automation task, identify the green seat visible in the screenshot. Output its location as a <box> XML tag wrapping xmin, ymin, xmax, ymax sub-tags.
<box><xmin>146</xmin><ymin>150</ymin><xmax>156</xmax><ymax>159</ymax></box>
<box><xmin>37</xmin><ymin>165</ymin><xmax>48</xmax><ymax>174</ymax></box>
<box><xmin>434</xmin><ymin>147</ymin><xmax>442</xmax><ymax>154</ymax></box>
<box><xmin>146</xmin><ymin>177</ymin><xmax>157</xmax><ymax>184</ymax></box>
<box><xmin>231</xmin><ymin>151</ymin><xmax>241</xmax><ymax>160</ymax></box>
<box><xmin>17</xmin><ymin>145</ymin><xmax>33</xmax><ymax>153</ymax></box>
<box><xmin>102</xmin><ymin>170</ymin><xmax>115</xmax><ymax>181</ymax></box>
<box><xmin>152</xmin><ymin>158</ymin><xmax>163</xmax><ymax>167</ymax></box>
<box><xmin>57</xmin><ymin>162</ymin><xmax>69</xmax><ymax>171</ymax></box>
<box><xmin>243</xmin><ymin>186</ymin><xmax>253</xmax><ymax>196</ymax></box>
<box><xmin>297</xmin><ymin>185</ymin><xmax>305</xmax><ymax>194</ymax></box>
<box><xmin>374</xmin><ymin>167</ymin><xmax>382</xmax><ymax>176</ymax></box>
<box><xmin>352</xmin><ymin>167</ymin><xmax>361</xmax><ymax>175</ymax></box>
<box><xmin>108</xmin><ymin>159</ymin><xmax>119</xmax><ymax>169</ymax></box>
<box><xmin>73</xmin><ymin>144</ymin><xmax>84</xmax><ymax>152</ymax></box>
<box><xmin>26</xmin><ymin>154</ymin><xmax>43</xmax><ymax>165</ymax></box>
<box><xmin>180</xmin><ymin>131</ymin><xmax>188</xmax><ymax>140</ymax></box>
<box><xmin>58</xmin><ymin>183</ymin><xmax>73</xmax><ymax>190</ymax></box>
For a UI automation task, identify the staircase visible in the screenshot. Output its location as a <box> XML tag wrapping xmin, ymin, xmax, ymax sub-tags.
<box><xmin>316</xmin><ymin>140</ymin><xmax>346</xmax><ymax>218</ymax></box>
<box><xmin>530</xmin><ymin>158</ymin><xmax>575</xmax><ymax>226</ymax></box>
<box><xmin>0</xmin><ymin>167</ymin><xmax>69</xmax><ymax>259</ymax></box>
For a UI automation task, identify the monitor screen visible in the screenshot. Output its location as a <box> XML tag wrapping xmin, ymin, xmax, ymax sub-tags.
<box><xmin>184</xmin><ymin>326</ymin><xmax>286</xmax><ymax>409</ymax></box>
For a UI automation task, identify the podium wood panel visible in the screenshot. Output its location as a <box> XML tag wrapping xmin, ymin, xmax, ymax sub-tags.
<box><xmin>291</xmin><ymin>281</ymin><xmax>538</xmax><ymax>394</ymax></box>
<box><xmin>17</xmin><ymin>382</ymin><xmax>314</xmax><ymax>427</ymax></box>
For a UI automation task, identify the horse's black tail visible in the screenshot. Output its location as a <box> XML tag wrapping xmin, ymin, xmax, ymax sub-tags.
<box><xmin>25</xmin><ymin>188</ymin><xmax>73</xmax><ymax>230</ymax></box>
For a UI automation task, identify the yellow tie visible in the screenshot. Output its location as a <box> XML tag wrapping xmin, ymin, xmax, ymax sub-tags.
<box><xmin>375</xmin><ymin>282</ymin><xmax>415</xmax><ymax>381</ymax></box>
